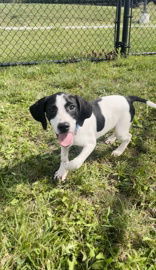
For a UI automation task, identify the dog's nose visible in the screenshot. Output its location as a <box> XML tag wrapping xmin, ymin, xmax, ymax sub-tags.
<box><xmin>58</xmin><ymin>122</ymin><xmax>70</xmax><ymax>133</ymax></box>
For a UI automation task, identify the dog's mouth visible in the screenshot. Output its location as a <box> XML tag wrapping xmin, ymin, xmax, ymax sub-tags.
<box><xmin>57</xmin><ymin>132</ymin><xmax>74</xmax><ymax>147</ymax></box>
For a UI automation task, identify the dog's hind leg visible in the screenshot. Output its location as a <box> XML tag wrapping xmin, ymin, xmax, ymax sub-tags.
<box><xmin>112</xmin><ymin>117</ymin><xmax>132</xmax><ymax>157</ymax></box>
<box><xmin>112</xmin><ymin>133</ymin><xmax>132</xmax><ymax>156</ymax></box>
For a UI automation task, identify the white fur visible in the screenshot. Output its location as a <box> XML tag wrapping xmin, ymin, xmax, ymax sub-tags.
<box><xmin>147</xmin><ymin>100</ymin><xmax>156</xmax><ymax>109</ymax></box>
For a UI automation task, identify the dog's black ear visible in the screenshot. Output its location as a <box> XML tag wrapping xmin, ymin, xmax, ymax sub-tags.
<box><xmin>29</xmin><ymin>97</ymin><xmax>47</xmax><ymax>130</ymax></box>
<box><xmin>75</xmin><ymin>95</ymin><xmax>92</xmax><ymax>126</ymax></box>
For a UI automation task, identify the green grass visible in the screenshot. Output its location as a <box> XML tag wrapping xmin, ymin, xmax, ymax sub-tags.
<box><xmin>0</xmin><ymin>4</ymin><xmax>116</xmax><ymax>27</ymax></box>
<box><xmin>0</xmin><ymin>27</ymin><xmax>115</xmax><ymax>63</ymax></box>
<box><xmin>0</xmin><ymin>55</ymin><xmax>156</xmax><ymax>269</ymax></box>
<box><xmin>0</xmin><ymin>3</ymin><xmax>156</xmax><ymax>64</ymax></box>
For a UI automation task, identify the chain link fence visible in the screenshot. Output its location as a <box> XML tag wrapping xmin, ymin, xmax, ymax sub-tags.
<box><xmin>130</xmin><ymin>1</ymin><xmax>156</xmax><ymax>54</ymax></box>
<box><xmin>0</xmin><ymin>0</ymin><xmax>156</xmax><ymax>66</ymax></box>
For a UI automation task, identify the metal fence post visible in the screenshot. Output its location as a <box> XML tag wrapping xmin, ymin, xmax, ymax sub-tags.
<box><xmin>121</xmin><ymin>0</ymin><xmax>131</xmax><ymax>55</ymax></box>
<box><xmin>115</xmin><ymin>0</ymin><xmax>122</xmax><ymax>52</ymax></box>
<box><xmin>143</xmin><ymin>0</ymin><xmax>147</xmax><ymax>13</ymax></box>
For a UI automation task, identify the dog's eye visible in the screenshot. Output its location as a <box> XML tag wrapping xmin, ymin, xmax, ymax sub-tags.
<box><xmin>68</xmin><ymin>104</ymin><xmax>75</xmax><ymax>110</ymax></box>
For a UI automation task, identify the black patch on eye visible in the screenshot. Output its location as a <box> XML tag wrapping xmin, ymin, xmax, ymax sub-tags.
<box><xmin>92</xmin><ymin>99</ymin><xmax>105</xmax><ymax>132</ymax></box>
<box><xmin>64</xmin><ymin>95</ymin><xmax>79</xmax><ymax>120</ymax></box>
<box><xmin>46</xmin><ymin>104</ymin><xmax>58</xmax><ymax>121</ymax></box>
<box><xmin>45</xmin><ymin>92</ymin><xmax>62</xmax><ymax>121</ymax></box>
<box><xmin>57</xmin><ymin>94</ymin><xmax>93</xmax><ymax>127</ymax></box>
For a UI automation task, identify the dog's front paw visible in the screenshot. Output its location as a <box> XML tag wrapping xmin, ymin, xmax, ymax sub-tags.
<box><xmin>54</xmin><ymin>167</ymin><xmax>68</xmax><ymax>181</ymax></box>
<box><xmin>65</xmin><ymin>159</ymin><xmax>82</xmax><ymax>171</ymax></box>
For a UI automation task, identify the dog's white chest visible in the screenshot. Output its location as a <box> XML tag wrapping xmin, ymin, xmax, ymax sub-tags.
<box><xmin>73</xmin><ymin>115</ymin><xmax>97</xmax><ymax>147</ymax></box>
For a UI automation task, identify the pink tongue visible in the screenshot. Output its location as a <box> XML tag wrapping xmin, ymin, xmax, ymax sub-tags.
<box><xmin>58</xmin><ymin>132</ymin><xmax>74</xmax><ymax>147</ymax></box>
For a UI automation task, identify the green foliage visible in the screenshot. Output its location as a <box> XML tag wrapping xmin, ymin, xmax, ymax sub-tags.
<box><xmin>0</xmin><ymin>56</ymin><xmax>156</xmax><ymax>269</ymax></box>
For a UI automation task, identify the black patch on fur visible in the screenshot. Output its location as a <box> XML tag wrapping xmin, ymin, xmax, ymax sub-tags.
<box><xmin>29</xmin><ymin>92</ymin><xmax>63</xmax><ymax>129</ymax></box>
<box><xmin>45</xmin><ymin>94</ymin><xmax>58</xmax><ymax>121</ymax></box>
<box><xmin>126</xmin><ymin>97</ymin><xmax>135</xmax><ymax>122</ymax></box>
<box><xmin>75</xmin><ymin>95</ymin><xmax>92</xmax><ymax>126</ymax></box>
<box><xmin>92</xmin><ymin>99</ymin><xmax>105</xmax><ymax>132</ymax></box>
<box><xmin>126</xmin><ymin>96</ymin><xmax>147</xmax><ymax>122</ymax></box>
<box><xmin>29</xmin><ymin>97</ymin><xmax>48</xmax><ymax>130</ymax></box>
<box><xmin>45</xmin><ymin>92</ymin><xmax>64</xmax><ymax>121</ymax></box>
<box><xmin>64</xmin><ymin>95</ymin><xmax>105</xmax><ymax>130</ymax></box>
<box><xmin>64</xmin><ymin>94</ymin><xmax>79</xmax><ymax>121</ymax></box>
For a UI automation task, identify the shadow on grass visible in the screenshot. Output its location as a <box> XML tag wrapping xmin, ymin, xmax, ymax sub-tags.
<box><xmin>0</xmin><ymin>150</ymin><xmax>61</xmax><ymax>203</ymax></box>
<box><xmin>0</xmin><ymin>144</ymin><xmax>109</xmax><ymax>183</ymax></box>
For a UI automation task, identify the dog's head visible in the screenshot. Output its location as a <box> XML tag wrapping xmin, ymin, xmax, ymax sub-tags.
<box><xmin>29</xmin><ymin>92</ymin><xmax>92</xmax><ymax>147</ymax></box>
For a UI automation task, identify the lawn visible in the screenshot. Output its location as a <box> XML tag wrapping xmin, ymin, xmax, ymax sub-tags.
<box><xmin>0</xmin><ymin>55</ymin><xmax>156</xmax><ymax>269</ymax></box>
<box><xmin>0</xmin><ymin>3</ymin><xmax>156</xmax><ymax>64</ymax></box>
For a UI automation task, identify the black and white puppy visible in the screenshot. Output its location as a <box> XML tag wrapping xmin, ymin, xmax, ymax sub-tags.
<box><xmin>30</xmin><ymin>92</ymin><xmax>156</xmax><ymax>180</ymax></box>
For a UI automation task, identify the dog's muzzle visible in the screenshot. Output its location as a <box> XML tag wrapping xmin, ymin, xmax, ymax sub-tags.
<box><xmin>56</xmin><ymin>123</ymin><xmax>80</xmax><ymax>148</ymax></box>
<box><xmin>57</xmin><ymin>122</ymin><xmax>73</xmax><ymax>147</ymax></box>
<box><xmin>57</xmin><ymin>122</ymin><xmax>70</xmax><ymax>134</ymax></box>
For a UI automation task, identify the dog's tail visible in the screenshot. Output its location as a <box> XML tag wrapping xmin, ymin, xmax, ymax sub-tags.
<box><xmin>127</xmin><ymin>96</ymin><xmax>156</xmax><ymax>109</ymax></box>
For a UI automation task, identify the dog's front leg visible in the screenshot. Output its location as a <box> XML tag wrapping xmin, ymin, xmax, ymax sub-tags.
<box><xmin>54</xmin><ymin>147</ymin><xmax>69</xmax><ymax>181</ymax></box>
<box><xmin>65</xmin><ymin>143</ymin><xmax>96</xmax><ymax>171</ymax></box>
